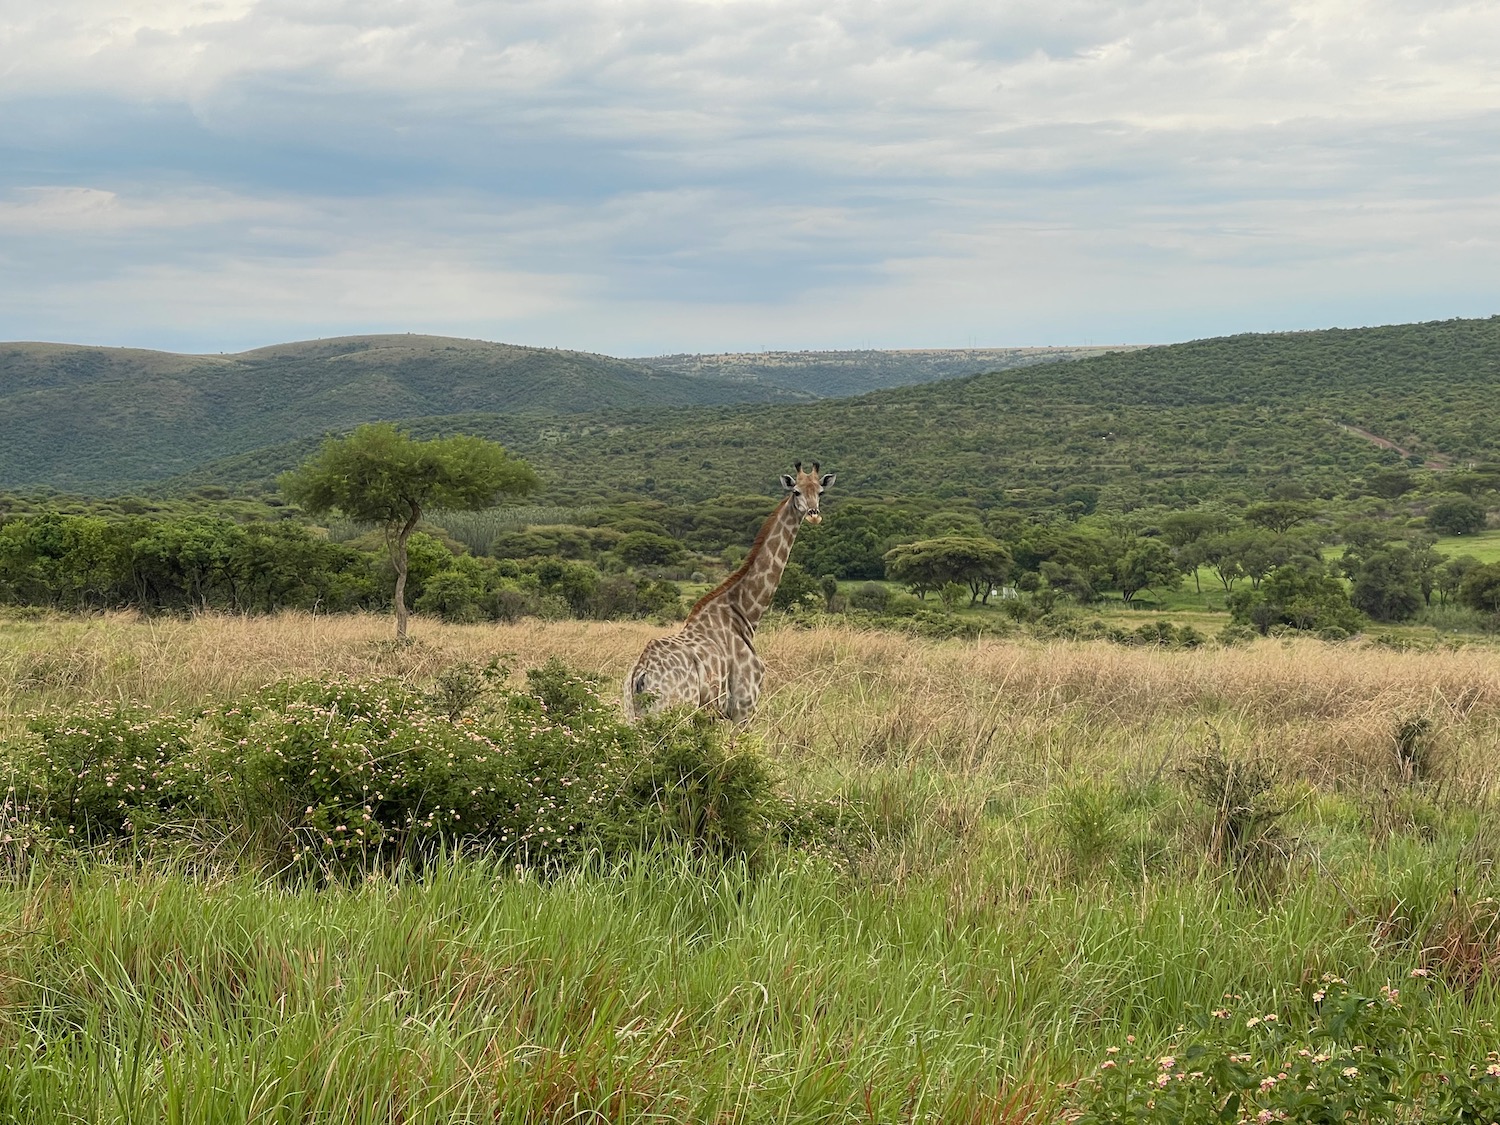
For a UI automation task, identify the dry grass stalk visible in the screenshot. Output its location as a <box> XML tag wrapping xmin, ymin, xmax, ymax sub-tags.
<box><xmin>3</xmin><ymin>613</ymin><xmax>1499</xmax><ymax>797</ymax></box>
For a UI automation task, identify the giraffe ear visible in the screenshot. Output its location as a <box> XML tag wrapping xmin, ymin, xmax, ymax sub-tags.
<box><xmin>780</xmin><ymin>474</ymin><xmax>797</xmax><ymax>490</ymax></box>
<box><xmin>819</xmin><ymin>473</ymin><xmax>836</xmax><ymax>489</ymax></box>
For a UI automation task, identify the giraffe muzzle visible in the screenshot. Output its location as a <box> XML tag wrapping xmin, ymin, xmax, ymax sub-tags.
<box><xmin>804</xmin><ymin>510</ymin><xmax>822</xmax><ymax>524</ymax></box>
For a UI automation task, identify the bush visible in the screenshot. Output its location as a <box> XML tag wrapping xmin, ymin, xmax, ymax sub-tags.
<box><xmin>1</xmin><ymin>662</ymin><xmax>778</xmax><ymax>875</ymax></box>
<box><xmin>1071</xmin><ymin>976</ymin><xmax>1500</xmax><ymax>1124</ymax></box>
<box><xmin>848</xmin><ymin>582</ymin><xmax>892</xmax><ymax>613</ymax></box>
<box><xmin>1228</xmin><ymin>565</ymin><xmax>1365</xmax><ymax>635</ymax></box>
<box><xmin>1428</xmin><ymin>495</ymin><xmax>1487</xmax><ymax>536</ymax></box>
<box><xmin>15</xmin><ymin>704</ymin><xmax>199</xmax><ymax>841</ymax></box>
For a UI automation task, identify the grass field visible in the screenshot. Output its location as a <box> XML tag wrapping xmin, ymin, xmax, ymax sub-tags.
<box><xmin>2</xmin><ymin>611</ymin><xmax>1499</xmax><ymax>1121</ymax></box>
<box><xmin>1433</xmin><ymin>528</ymin><xmax>1500</xmax><ymax>564</ymax></box>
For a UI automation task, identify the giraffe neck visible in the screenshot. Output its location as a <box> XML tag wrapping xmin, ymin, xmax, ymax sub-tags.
<box><xmin>690</xmin><ymin>496</ymin><xmax>802</xmax><ymax>636</ymax></box>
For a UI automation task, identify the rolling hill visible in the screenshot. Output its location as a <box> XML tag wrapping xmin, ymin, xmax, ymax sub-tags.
<box><xmin>0</xmin><ymin>334</ymin><xmax>806</xmax><ymax>490</ymax></box>
<box><xmin>155</xmin><ymin>316</ymin><xmax>1500</xmax><ymax>512</ymax></box>
<box><xmin>0</xmin><ymin>334</ymin><xmax>1111</xmax><ymax>491</ymax></box>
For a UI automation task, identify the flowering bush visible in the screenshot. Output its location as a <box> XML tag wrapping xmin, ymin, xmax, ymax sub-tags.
<box><xmin>15</xmin><ymin>704</ymin><xmax>199</xmax><ymax>840</ymax></box>
<box><xmin>2</xmin><ymin>662</ymin><xmax>777</xmax><ymax>874</ymax></box>
<box><xmin>1071</xmin><ymin>976</ymin><xmax>1500</xmax><ymax>1123</ymax></box>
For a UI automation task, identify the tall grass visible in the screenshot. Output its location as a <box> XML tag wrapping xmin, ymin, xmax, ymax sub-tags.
<box><xmin>2</xmin><ymin>611</ymin><xmax>1499</xmax><ymax>1120</ymax></box>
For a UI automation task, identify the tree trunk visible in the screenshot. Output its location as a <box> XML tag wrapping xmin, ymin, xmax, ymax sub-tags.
<box><xmin>392</xmin><ymin>502</ymin><xmax>421</xmax><ymax>640</ymax></box>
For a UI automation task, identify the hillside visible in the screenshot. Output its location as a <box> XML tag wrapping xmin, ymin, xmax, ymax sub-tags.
<box><xmin>158</xmin><ymin>316</ymin><xmax>1500</xmax><ymax>510</ymax></box>
<box><xmin>633</xmin><ymin>345</ymin><xmax>1137</xmax><ymax>397</ymax></box>
<box><xmin>0</xmin><ymin>335</ymin><xmax>807</xmax><ymax>490</ymax></box>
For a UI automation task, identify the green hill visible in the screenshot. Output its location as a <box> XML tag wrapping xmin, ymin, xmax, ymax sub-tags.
<box><xmin>157</xmin><ymin>316</ymin><xmax>1500</xmax><ymax>511</ymax></box>
<box><xmin>0</xmin><ymin>334</ymin><xmax>809</xmax><ymax>490</ymax></box>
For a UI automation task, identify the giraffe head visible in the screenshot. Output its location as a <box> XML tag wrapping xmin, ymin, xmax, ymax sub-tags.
<box><xmin>780</xmin><ymin>461</ymin><xmax>836</xmax><ymax>524</ymax></box>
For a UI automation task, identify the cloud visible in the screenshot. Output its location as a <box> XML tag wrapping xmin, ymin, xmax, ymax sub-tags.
<box><xmin>1</xmin><ymin>0</ymin><xmax>1498</xmax><ymax>351</ymax></box>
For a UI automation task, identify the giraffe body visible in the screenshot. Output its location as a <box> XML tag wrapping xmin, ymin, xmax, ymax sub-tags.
<box><xmin>623</xmin><ymin>464</ymin><xmax>833</xmax><ymax>726</ymax></box>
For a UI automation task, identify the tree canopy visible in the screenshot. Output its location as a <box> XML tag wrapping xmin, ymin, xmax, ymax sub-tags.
<box><xmin>280</xmin><ymin>424</ymin><xmax>537</xmax><ymax>637</ymax></box>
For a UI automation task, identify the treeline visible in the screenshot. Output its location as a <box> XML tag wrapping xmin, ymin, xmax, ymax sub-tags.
<box><xmin>0</xmin><ymin>512</ymin><xmax>682</xmax><ymax>622</ymax></box>
<box><xmin>789</xmin><ymin>492</ymin><xmax>1500</xmax><ymax>635</ymax></box>
<box><xmin>6</xmin><ymin>470</ymin><xmax>1500</xmax><ymax>637</ymax></box>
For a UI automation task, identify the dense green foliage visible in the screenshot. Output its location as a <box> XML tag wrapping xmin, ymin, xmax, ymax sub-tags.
<box><xmin>1074</xmin><ymin>976</ymin><xmax>1500</xmax><ymax>1122</ymax></box>
<box><xmin>0</xmin><ymin>510</ymin><xmax>685</xmax><ymax>622</ymax></box>
<box><xmin>0</xmin><ymin>512</ymin><xmax>378</xmax><ymax>613</ymax></box>
<box><xmin>280</xmin><ymin>424</ymin><xmax>538</xmax><ymax>636</ymax></box>
<box><xmin>3</xmin><ymin>662</ymin><xmax>774</xmax><ymax>872</ymax></box>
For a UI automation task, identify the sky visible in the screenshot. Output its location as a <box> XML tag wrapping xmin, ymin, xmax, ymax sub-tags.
<box><xmin>2</xmin><ymin>0</ymin><xmax>1499</xmax><ymax>355</ymax></box>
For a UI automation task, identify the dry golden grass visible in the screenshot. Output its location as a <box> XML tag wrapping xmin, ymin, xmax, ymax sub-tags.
<box><xmin>3</xmin><ymin>610</ymin><xmax>1498</xmax><ymax>796</ymax></box>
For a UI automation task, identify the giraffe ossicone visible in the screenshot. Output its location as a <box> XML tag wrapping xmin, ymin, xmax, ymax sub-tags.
<box><xmin>622</xmin><ymin>462</ymin><xmax>835</xmax><ymax>726</ymax></box>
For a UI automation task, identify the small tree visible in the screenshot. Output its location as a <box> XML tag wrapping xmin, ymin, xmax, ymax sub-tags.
<box><xmin>1243</xmin><ymin>501</ymin><xmax>1318</xmax><ymax>535</ymax></box>
<box><xmin>1349</xmin><ymin>548</ymin><xmax>1423</xmax><ymax>622</ymax></box>
<box><xmin>1459</xmin><ymin>562</ymin><xmax>1500</xmax><ymax>614</ymax></box>
<box><xmin>281</xmin><ymin>424</ymin><xmax>537</xmax><ymax>638</ymax></box>
<box><xmin>1428</xmin><ymin>495</ymin><xmax>1487</xmax><ymax>537</ymax></box>
<box><xmin>770</xmin><ymin>561</ymin><xmax>821</xmax><ymax>611</ymax></box>
<box><xmin>1228</xmin><ymin>564</ymin><xmax>1364</xmax><ymax>635</ymax></box>
<box><xmin>1114</xmin><ymin>538</ymin><xmax>1181</xmax><ymax>606</ymax></box>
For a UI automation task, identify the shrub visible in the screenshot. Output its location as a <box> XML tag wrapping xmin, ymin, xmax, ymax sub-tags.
<box><xmin>14</xmin><ymin>704</ymin><xmax>198</xmax><ymax>841</ymax></box>
<box><xmin>1071</xmin><ymin>975</ymin><xmax>1500</xmax><ymax>1124</ymax></box>
<box><xmin>1</xmin><ymin>662</ymin><xmax>778</xmax><ymax>875</ymax></box>
<box><xmin>1429</xmin><ymin>495</ymin><xmax>1487</xmax><ymax>536</ymax></box>
<box><xmin>1053</xmin><ymin>784</ymin><xmax>1123</xmax><ymax>879</ymax></box>
<box><xmin>1228</xmin><ymin>565</ymin><xmax>1365</xmax><ymax>635</ymax></box>
<box><xmin>1393</xmin><ymin>715</ymin><xmax>1436</xmax><ymax>784</ymax></box>
<box><xmin>1178</xmin><ymin>748</ymin><xmax>1288</xmax><ymax>893</ymax></box>
<box><xmin>414</xmin><ymin>567</ymin><xmax>486</xmax><ymax>622</ymax></box>
<box><xmin>848</xmin><ymin>582</ymin><xmax>892</xmax><ymax>613</ymax></box>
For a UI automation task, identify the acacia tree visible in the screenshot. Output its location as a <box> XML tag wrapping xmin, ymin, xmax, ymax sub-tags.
<box><xmin>883</xmin><ymin>536</ymin><xmax>1012</xmax><ymax>604</ymax></box>
<box><xmin>281</xmin><ymin>423</ymin><xmax>538</xmax><ymax>638</ymax></box>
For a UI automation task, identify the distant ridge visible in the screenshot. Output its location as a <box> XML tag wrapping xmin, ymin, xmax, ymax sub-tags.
<box><xmin>632</xmin><ymin>345</ymin><xmax>1137</xmax><ymax>397</ymax></box>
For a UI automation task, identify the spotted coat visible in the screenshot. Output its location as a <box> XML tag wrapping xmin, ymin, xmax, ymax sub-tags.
<box><xmin>623</xmin><ymin>464</ymin><xmax>834</xmax><ymax>726</ymax></box>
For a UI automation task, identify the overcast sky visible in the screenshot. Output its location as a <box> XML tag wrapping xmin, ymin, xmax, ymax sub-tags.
<box><xmin>3</xmin><ymin>0</ymin><xmax>1498</xmax><ymax>355</ymax></box>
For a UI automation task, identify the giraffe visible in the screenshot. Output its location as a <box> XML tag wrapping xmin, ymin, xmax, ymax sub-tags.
<box><xmin>622</xmin><ymin>462</ymin><xmax>835</xmax><ymax>726</ymax></box>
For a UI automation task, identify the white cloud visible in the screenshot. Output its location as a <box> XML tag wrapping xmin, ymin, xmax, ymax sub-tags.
<box><xmin>1</xmin><ymin>0</ymin><xmax>1498</xmax><ymax>351</ymax></box>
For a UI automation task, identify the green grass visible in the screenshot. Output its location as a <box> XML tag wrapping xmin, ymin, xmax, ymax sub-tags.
<box><xmin>1433</xmin><ymin>527</ymin><xmax>1500</xmax><ymax>562</ymax></box>
<box><xmin>1</xmin><ymin>822</ymin><xmax>1492</xmax><ymax>1122</ymax></box>
<box><xmin>2</xmin><ymin>614</ymin><xmax>1500</xmax><ymax>1121</ymax></box>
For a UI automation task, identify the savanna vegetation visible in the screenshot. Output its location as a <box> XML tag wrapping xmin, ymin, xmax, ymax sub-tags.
<box><xmin>1</xmin><ymin>613</ymin><xmax>1498</xmax><ymax>1121</ymax></box>
<box><xmin>3</xmin><ymin>314</ymin><xmax>1500</xmax><ymax>1120</ymax></box>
